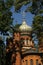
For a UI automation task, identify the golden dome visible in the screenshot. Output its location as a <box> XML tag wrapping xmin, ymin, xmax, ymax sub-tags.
<box><xmin>19</xmin><ymin>21</ymin><xmax>32</xmax><ymax>32</ymax></box>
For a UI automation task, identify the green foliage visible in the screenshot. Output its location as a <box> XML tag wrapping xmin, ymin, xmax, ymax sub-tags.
<box><xmin>14</xmin><ymin>0</ymin><xmax>43</xmax><ymax>15</ymax></box>
<box><xmin>6</xmin><ymin>0</ymin><xmax>14</xmax><ymax>8</ymax></box>
<box><xmin>0</xmin><ymin>37</ymin><xmax>5</xmax><ymax>65</ymax></box>
<box><xmin>14</xmin><ymin>24</ymin><xmax>21</xmax><ymax>29</ymax></box>
<box><xmin>14</xmin><ymin>0</ymin><xmax>30</xmax><ymax>11</ymax></box>
<box><xmin>32</xmin><ymin>15</ymin><xmax>43</xmax><ymax>43</ymax></box>
<box><xmin>0</xmin><ymin>0</ymin><xmax>14</xmax><ymax>64</ymax></box>
<box><xmin>0</xmin><ymin>0</ymin><xmax>13</xmax><ymax>34</ymax></box>
<box><xmin>6</xmin><ymin>37</ymin><xmax>16</xmax><ymax>65</ymax></box>
<box><xmin>26</xmin><ymin>0</ymin><xmax>43</xmax><ymax>14</ymax></box>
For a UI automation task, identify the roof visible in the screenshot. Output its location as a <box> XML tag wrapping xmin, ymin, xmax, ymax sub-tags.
<box><xmin>19</xmin><ymin>20</ymin><xmax>32</xmax><ymax>32</ymax></box>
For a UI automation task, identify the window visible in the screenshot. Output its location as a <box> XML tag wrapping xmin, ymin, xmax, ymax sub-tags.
<box><xmin>23</xmin><ymin>60</ymin><xmax>28</xmax><ymax>65</ymax></box>
<box><xmin>25</xmin><ymin>60</ymin><xmax>28</xmax><ymax>65</ymax></box>
<box><xmin>30</xmin><ymin>59</ymin><xmax>33</xmax><ymax>65</ymax></box>
<box><xmin>36</xmin><ymin>59</ymin><xmax>38</xmax><ymax>65</ymax></box>
<box><xmin>28</xmin><ymin>40</ymin><xmax>31</xmax><ymax>46</ymax></box>
<box><xmin>24</xmin><ymin>40</ymin><xmax>27</xmax><ymax>46</ymax></box>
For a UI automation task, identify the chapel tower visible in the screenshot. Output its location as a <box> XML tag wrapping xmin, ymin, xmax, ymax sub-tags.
<box><xmin>13</xmin><ymin>12</ymin><xmax>43</xmax><ymax>65</ymax></box>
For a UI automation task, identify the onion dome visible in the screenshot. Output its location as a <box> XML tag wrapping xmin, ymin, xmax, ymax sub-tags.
<box><xmin>19</xmin><ymin>20</ymin><xmax>32</xmax><ymax>32</ymax></box>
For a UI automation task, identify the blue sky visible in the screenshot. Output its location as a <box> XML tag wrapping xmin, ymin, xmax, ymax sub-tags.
<box><xmin>11</xmin><ymin>5</ymin><xmax>34</xmax><ymax>26</ymax></box>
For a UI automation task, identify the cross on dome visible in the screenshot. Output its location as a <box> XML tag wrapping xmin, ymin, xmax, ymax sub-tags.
<box><xmin>19</xmin><ymin>11</ymin><xmax>32</xmax><ymax>32</ymax></box>
<box><xmin>22</xmin><ymin>11</ymin><xmax>26</xmax><ymax>21</ymax></box>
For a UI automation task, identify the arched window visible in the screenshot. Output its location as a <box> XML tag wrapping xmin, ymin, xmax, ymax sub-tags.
<box><xmin>30</xmin><ymin>59</ymin><xmax>33</xmax><ymax>65</ymax></box>
<box><xmin>36</xmin><ymin>59</ymin><xmax>38</xmax><ymax>65</ymax></box>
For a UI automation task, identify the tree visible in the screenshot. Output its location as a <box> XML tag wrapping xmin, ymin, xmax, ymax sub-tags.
<box><xmin>0</xmin><ymin>37</ymin><xmax>5</xmax><ymax>65</ymax></box>
<box><xmin>6</xmin><ymin>37</ymin><xmax>16</xmax><ymax>65</ymax></box>
<box><xmin>0</xmin><ymin>0</ymin><xmax>14</xmax><ymax>34</ymax></box>
<box><xmin>14</xmin><ymin>24</ymin><xmax>21</xmax><ymax>29</ymax></box>
<box><xmin>14</xmin><ymin>0</ymin><xmax>43</xmax><ymax>14</ymax></box>
<box><xmin>0</xmin><ymin>1</ymin><xmax>14</xmax><ymax>64</ymax></box>
<box><xmin>14</xmin><ymin>0</ymin><xmax>30</xmax><ymax>12</ymax></box>
<box><xmin>32</xmin><ymin>15</ymin><xmax>43</xmax><ymax>43</ymax></box>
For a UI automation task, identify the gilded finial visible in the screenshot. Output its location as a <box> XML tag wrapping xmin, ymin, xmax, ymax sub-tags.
<box><xmin>22</xmin><ymin>11</ymin><xmax>26</xmax><ymax>21</ymax></box>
